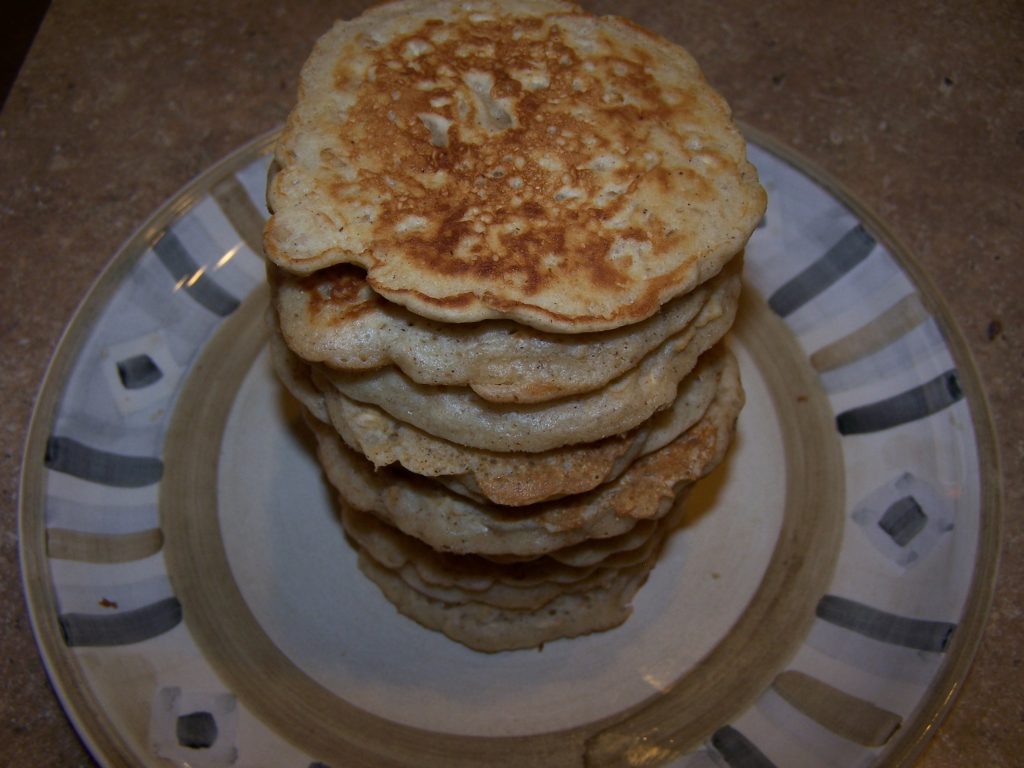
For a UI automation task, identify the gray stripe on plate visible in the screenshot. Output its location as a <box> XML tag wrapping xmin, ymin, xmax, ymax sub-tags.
<box><xmin>212</xmin><ymin>174</ymin><xmax>267</xmax><ymax>257</ymax></box>
<box><xmin>153</xmin><ymin>230</ymin><xmax>240</xmax><ymax>317</ymax></box>
<box><xmin>44</xmin><ymin>436</ymin><xmax>163</xmax><ymax>487</ymax></box>
<box><xmin>835</xmin><ymin>370</ymin><xmax>962</xmax><ymax>435</ymax></box>
<box><xmin>768</xmin><ymin>224</ymin><xmax>876</xmax><ymax>317</ymax></box>
<box><xmin>816</xmin><ymin>595</ymin><xmax>955</xmax><ymax>652</ymax></box>
<box><xmin>59</xmin><ymin>596</ymin><xmax>182</xmax><ymax>647</ymax></box>
<box><xmin>711</xmin><ymin>725</ymin><xmax>777</xmax><ymax>767</ymax></box>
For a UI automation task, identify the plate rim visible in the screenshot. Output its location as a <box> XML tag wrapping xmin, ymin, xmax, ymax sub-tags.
<box><xmin>739</xmin><ymin>122</ymin><xmax>1003</xmax><ymax>768</ymax></box>
<box><xmin>17</xmin><ymin>129</ymin><xmax>280</xmax><ymax>768</ymax></box>
<box><xmin>18</xmin><ymin>124</ymin><xmax>1002</xmax><ymax>767</ymax></box>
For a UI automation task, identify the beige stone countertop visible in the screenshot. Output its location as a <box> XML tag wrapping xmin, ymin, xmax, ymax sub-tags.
<box><xmin>1</xmin><ymin>2</ymin><xmax>1020</xmax><ymax>766</ymax></box>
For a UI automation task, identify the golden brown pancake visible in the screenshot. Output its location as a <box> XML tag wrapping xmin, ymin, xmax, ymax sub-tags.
<box><xmin>340</xmin><ymin>503</ymin><xmax>674</xmax><ymax>592</ymax></box>
<box><xmin>355</xmin><ymin>552</ymin><xmax>653</xmax><ymax>653</ymax></box>
<box><xmin>264</xmin><ymin>0</ymin><xmax>761</xmax><ymax>651</ymax></box>
<box><xmin>270</xmin><ymin>331</ymin><xmax>725</xmax><ymax>506</ymax></box>
<box><xmin>315</xmin><ymin>280</ymin><xmax>739</xmax><ymax>453</ymax></box>
<box><xmin>317</xmin><ymin>348</ymin><xmax>727</xmax><ymax>506</ymax></box>
<box><xmin>265</xmin><ymin>0</ymin><xmax>765</xmax><ymax>332</ymax></box>
<box><xmin>269</xmin><ymin>257</ymin><xmax>740</xmax><ymax>403</ymax></box>
<box><xmin>307</xmin><ymin>348</ymin><xmax>743</xmax><ymax>557</ymax></box>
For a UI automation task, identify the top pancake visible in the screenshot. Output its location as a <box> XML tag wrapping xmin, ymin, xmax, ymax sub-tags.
<box><xmin>265</xmin><ymin>0</ymin><xmax>765</xmax><ymax>332</ymax></box>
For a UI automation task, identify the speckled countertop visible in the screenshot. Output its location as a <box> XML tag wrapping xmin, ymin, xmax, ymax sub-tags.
<box><xmin>1</xmin><ymin>2</ymin><xmax>1020</xmax><ymax>766</ymax></box>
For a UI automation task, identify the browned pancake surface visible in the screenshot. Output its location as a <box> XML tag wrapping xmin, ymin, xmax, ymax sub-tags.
<box><xmin>265</xmin><ymin>0</ymin><xmax>765</xmax><ymax>331</ymax></box>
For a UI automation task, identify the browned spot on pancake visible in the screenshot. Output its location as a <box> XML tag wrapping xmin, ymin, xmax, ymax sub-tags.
<box><xmin>474</xmin><ymin>434</ymin><xmax>634</xmax><ymax>507</ymax></box>
<box><xmin>376</xmin><ymin>281</ymin><xmax>481</xmax><ymax>311</ymax></box>
<box><xmin>297</xmin><ymin>264</ymin><xmax>380</xmax><ymax>323</ymax></box>
<box><xmin>267</xmin><ymin>3</ymin><xmax>764</xmax><ymax>330</ymax></box>
<box><xmin>329</xmin><ymin>15</ymin><xmax>696</xmax><ymax>298</ymax></box>
<box><xmin>608</xmin><ymin>419</ymin><xmax>719</xmax><ymax>521</ymax></box>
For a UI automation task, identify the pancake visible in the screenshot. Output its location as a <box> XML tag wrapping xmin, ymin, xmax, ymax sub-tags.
<box><xmin>318</xmin><ymin>347</ymin><xmax>727</xmax><ymax>505</ymax></box>
<box><xmin>388</xmin><ymin>558</ymin><xmax>620</xmax><ymax>610</ymax></box>
<box><xmin>356</xmin><ymin>550</ymin><xmax>653</xmax><ymax>653</ymax></box>
<box><xmin>268</xmin><ymin>318</ymin><xmax>329</xmax><ymax>422</ymax></box>
<box><xmin>269</xmin><ymin>256</ymin><xmax>740</xmax><ymax>403</ymax></box>
<box><xmin>318</xmin><ymin>277</ymin><xmax>739</xmax><ymax>453</ymax></box>
<box><xmin>270</xmin><ymin>328</ymin><xmax>723</xmax><ymax>505</ymax></box>
<box><xmin>541</xmin><ymin>501</ymin><xmax>684</xmax><ymax>568</ymax></box>
<box><xmin>308</xmin><ymin>348</ymin><xmax>743</xmax><ymax>557</ymax></box>
<box><xmin>264</xmin><ymin>0</ymin><xmax>765</xmax><ymax>333</ymax></box>
<box><xmin>341</xmin><ymin>501</ymin><xmax>680</xmax><ymax>592</ymax></box>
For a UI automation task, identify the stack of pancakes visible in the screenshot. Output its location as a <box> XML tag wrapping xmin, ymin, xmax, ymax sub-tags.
<box><xmin>263</xmin><ymin>0</ymin><xmax>765</xmax><ymax>652</ymax></box>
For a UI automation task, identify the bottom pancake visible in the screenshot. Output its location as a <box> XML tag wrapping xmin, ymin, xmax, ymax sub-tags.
<box><xmin>341</xmin><ymin>497</ymin><xmax>687</xmax><ymax>600</ymax></box>
<box><xmin>355</xmin><ymin>549</ymin><xmax>656</xmax><ymax>654</ymax></box>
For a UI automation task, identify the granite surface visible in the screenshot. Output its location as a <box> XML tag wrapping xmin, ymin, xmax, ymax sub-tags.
<box><xmin>1</xmin><ymin>1</ymin><xmax>1020</xmax><ymax>765</ymax></box>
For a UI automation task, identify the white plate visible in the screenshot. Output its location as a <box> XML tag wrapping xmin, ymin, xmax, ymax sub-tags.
<box><xmin>20</xmin><ymin>127</ymin><xmax>999</xmax><ymax>767</ymax></box>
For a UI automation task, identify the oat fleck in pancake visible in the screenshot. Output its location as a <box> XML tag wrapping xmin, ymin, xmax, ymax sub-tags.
<box><xmin>265</xmin><ymin>0</ymin><xmax>765</xmax><ymax>332</ymax></box>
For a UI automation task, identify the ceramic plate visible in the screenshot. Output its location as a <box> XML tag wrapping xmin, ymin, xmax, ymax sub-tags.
<box><xmin>20</xmin><ymin>127</ymin><xmax>999</xmax><ymax>767</ymax></box>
